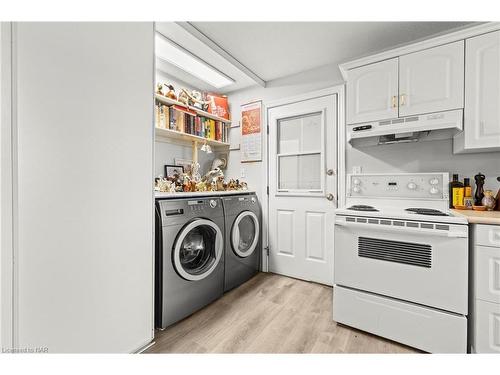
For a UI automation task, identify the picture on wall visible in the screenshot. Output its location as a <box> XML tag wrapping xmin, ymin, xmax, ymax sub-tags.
<box><xmin>174</xmin><ymin>158</ymin><xmax>193</xmax><ymax>175</ymax></box>
<box><xmin>240</xmin><ymin>100</ymin><xmax>262</xmax><ymax>163</ymax></box>
<box><xmin>164</xmin><ymin>164</ymin><xmax>184</xmax><ymax>178</ymax></box>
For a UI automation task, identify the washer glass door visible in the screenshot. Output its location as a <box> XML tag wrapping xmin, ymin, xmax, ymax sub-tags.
<box><xmin>174</xmin><ymin>219</ymin><xmax>223</xmax><ymax>281</ymax></box>
<box><xmin>231</xmin><ymin>211</ymin><xmax>260</xmax><ymax>258</ymax></box>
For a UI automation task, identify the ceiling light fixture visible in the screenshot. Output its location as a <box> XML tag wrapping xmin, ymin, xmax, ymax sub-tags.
<box><xmin>155</xmin><ymin>33</ymin><xmax>234</xmax><ymax>89</ymax></box>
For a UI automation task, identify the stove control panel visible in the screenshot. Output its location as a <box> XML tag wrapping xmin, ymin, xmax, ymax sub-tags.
<box><xmin>347</xmin><ymin>173</ymin><xmax>449</xmax><ymax>199</ymax></box>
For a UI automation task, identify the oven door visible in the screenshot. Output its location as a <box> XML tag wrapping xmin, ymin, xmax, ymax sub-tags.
<box><xmin>334</xmin><ymin>215</ymin><xmax>468</xmax><ymax>314</ymax></box>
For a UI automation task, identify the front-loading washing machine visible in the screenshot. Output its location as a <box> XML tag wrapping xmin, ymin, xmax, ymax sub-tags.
<box><xmin>222</xmin><ymin>193</ymin><xmax>261</xmax><ymax>292</ymax></box>
<box><xmin>155</xmin><ymin>197</ymin><xmax>224</xmax><ymax>329</ymax></box>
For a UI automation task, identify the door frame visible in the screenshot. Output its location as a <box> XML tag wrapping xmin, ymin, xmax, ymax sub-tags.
<box><xmin>262</xmin><ymin>85</ymin><xmax>346</xmax><ymax>272</ymax></box>
<box><xmin>1</xmin><ymin>21</ymin><xmax>14</xmax><ymax>350</ymax></box>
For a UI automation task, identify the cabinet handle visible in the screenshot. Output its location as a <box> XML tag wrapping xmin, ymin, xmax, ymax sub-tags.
<box><xmin>391</xmin><ymin>96</ymin><xmax>397</xmax><ymax>108</ymax></box>
<box><xmin>400</xmin><ymin>94</ymin><xmax>406</xmax><ymax>106</ymax></box>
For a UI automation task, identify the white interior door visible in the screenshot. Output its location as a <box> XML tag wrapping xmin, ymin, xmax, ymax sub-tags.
<box><xmin>268</xmin><ymin>95</ymin><xmax>337</xmax><ymax>285</ymax></box>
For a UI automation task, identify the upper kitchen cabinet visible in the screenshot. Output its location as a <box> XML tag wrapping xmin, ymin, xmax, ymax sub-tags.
<box><xmin>346</xmin><ymin>58</ymin><xmax>398</xmax><ymax>124</ymax></box>
<box><xmin>454</xmin><ymin>31</ymin><xmax>500</xmax><ymax>153</ymax></box>
<box><xmin>345</xmin><ymin>41</ymin><xmax>465</xmax><ymax>125</ymax></box>
<box><xmin>398</xmin><ymin>41</ymin><xmax>464</xmax><ymax>117</ymax></box>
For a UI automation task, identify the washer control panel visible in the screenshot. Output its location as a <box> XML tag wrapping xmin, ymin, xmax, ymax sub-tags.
<box><xmin>348</xmin><ymin>173</ymin><xmax>448</xmax><ymax>199</ymax></box>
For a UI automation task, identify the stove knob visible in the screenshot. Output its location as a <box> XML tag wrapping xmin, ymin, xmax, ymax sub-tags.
<box><xmin>353</xmin><ymin>186</ymin><xmax>361</xmax><ymax>193</ymax></box>
<box><xmin>209</xmin><ymin>199</ymin><xmax>217</xmax><ymax>208</ymax></box>
<box><xmin>429</xmin><ymin>187</ymin><xmax>440</xmax><ymax>195</ymax></box>
<box><xmin>407</xmin><ymin>182</ymin><xmax>417</xmax><ymax>190</ymax></box>
<box><xmin>429</xmin><ymin>178</ymin><xmax>439</xmax><ymax>185</ymax></box>
<box><xmin>353</xmin><ymin>178</ymin><xmax>361</xmax><ymax>185</ymax></box>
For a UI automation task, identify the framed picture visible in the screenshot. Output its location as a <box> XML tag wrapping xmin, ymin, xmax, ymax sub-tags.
<box><xmin>164</xmin><ymin>165</ymin><xmax>184</xmax><ymax>178</ymax></box>
<box><xmin>174</xmin><ymin>158</ymin><xmax>193</xmax><ymax>175</ymax></box>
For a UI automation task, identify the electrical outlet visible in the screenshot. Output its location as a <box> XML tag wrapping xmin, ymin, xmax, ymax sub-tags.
<box><xmin>352</xmin><ymin>166</ymin><xmax>362</xmax><ymax>174</ymax></box>
<box><xmin>240</xmin><ymin>168</ymin><xmax>246</xmax><ymax>178</ymax></box>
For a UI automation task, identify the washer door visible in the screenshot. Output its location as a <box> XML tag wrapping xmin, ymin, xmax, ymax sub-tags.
<box><xmin>173</xmin><ymin>219</ymin><xmax>223</xmax><ymax>281</ymax></box>
<box><xmin>231</xmin><ymin>211</ymin><xmax>260</xmax><ymax>258</ymax></box>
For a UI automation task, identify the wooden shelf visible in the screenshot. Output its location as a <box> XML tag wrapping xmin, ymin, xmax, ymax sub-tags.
<box><xmin>155</xmin><ymin>94</ymin><xmax>231</xmax><ymax>124</ymax></box>
<box><xmin>155</xmin><ymin>127</ymin><xmax>230</xmax><ymax>149</ymax></box>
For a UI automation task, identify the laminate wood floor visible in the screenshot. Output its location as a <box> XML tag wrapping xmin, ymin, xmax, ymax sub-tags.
<box><xmin>146</xmin><ymin>272</ymin><xmax>420</xmax><ymax>354</ymax></box>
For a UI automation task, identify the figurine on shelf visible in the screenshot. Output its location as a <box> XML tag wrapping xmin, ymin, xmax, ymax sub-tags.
<box><xmin>191</xmin><ymin>162</ymin><xmax>202</xmax><ymax>183</ymax></box>
<box><xmin>177</xmin><ymin>89</ymin><xmax>190</xmax><ymax>106</ymax></box>
<box><xmin>156</xmin><ymin>83</ymin><xmax>164</xmax><ymax>96</ymax></box>
<box><xmin>178</xmin><ymin>88</ymin><xmax>210</xmax><ymax>110</ymax></box>
<box><xmin>165</xmin><ymin>85</ymin><xmax>177</xmax><ymax>100</ymax></box>
<box><xmin>155</xmin><ymin>177</ymin><xmax>174</xmax><ymax>193</ymax></box>
<box><xmin>202</xmin><ymin>167</ymin><xmax>224</xmax><ymax>184</ymax></box>
<box><xmin>227</xmin><ymin>179</ymin><xmax>237</xmax><ymax>190</ymax></box>
<box><xmin>196</xmin><ymin>181</ymin><xmax>208</xmax><ymax>192</ymax></box>
<box><xmin>216</xmin><ymin>176</ymin><xmax>224</xmax><ymax>191</ymax></box>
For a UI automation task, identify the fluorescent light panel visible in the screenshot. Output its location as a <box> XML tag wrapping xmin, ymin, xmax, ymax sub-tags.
<box><xmin>155</xmin><ymin>34</ymin><xmax>234</xmax><ymax>89</ymax></box>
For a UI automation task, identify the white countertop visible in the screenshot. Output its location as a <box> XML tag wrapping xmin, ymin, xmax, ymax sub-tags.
<box><xmin>451</xmin><ymin>209</ymin><xmax>500</xmax><ymax>225</ymax></box>
<box><xmin>155</xmin><ymin>190</ymin><xmax>255</xmax><ymax>199</ymax></box>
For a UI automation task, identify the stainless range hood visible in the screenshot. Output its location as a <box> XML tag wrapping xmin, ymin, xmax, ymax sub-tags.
<box><xmin>348</xmin><ymin>109</ymin><xmax>463</xmax><ymax>147</ymax></box>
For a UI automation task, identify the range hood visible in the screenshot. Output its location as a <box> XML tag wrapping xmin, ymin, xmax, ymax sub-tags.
<box><xmin>348</xmin><ymin>109</ymin><xmax>463</xmax><ymax>147</ymax></box>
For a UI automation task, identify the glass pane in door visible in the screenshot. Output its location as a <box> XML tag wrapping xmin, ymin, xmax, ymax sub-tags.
<box><xmin>278</xmin><ymin>153</ymin><xmax>321</xmax><ymax>190</ymax></box>
<box><xmin>278</xmin><ymin>112</ymin><xmax>321</xmax><ymax>154</ymax></box>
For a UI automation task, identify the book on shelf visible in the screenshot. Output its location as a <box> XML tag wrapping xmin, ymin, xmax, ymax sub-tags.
<box><xmin>205</xmin><ymin>93</ymin><xmax>230</xmax><ymax>120</ymax></box>
<box><xmin>155</xmin><ymin>98</ymin><xmax>228</xmax><ymax>143</ymax></box>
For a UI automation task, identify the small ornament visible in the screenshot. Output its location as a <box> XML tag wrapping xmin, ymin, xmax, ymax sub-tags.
<box><xmin>482</xmin><ymin>190</ymin><xmax>496</xmax><ymax>211</ymax></box>
<box><xmin>156</xmin><ymin>83</ymin><xmax>164</xmax><ymax>96</ymax></box>
<box><xmin>165</xmin><ymin>85</ymin><xmax>177</xmax><ymax>100</ymax></box>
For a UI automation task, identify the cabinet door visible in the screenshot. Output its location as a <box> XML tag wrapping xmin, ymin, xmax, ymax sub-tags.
<box><xmin>474</xmin><ymin>299</ymin><xmax>500</xmax><ymax>353</ymax></box>
<box><xmin>475</xmin><ymin>245</ymin><xmax>500</xmax><ymax>304</ymax></box>
<box><xmin>346</xmin><ymin>58</ymin><xmax>398</xmax><ymax>124</ymax></box>
<box><xmin>399</xmin><ymin>41</ymin><xmax>464</xmax><ymax>117</ymax></box>
<box><xmin>463</xmin><ymin>31</ymin><xmax>500</xmax><ymax>151</ymax></box>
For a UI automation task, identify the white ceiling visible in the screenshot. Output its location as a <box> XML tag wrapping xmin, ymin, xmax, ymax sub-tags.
<box><xmin>155</xmin><ymin>22</ymin><xmax>256</xmax><ymax>93</ymax></box>
<box><xmin>191</xmin><ymin>22</ymin><xmax>475</xmax><ymax>82</ymax></box>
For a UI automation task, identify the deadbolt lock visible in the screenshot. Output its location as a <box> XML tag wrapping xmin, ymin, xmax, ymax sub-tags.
<box><xmin>326</xmin><ymin>169</ymin><xmax>335</xmax><ymax>176</ymax></box>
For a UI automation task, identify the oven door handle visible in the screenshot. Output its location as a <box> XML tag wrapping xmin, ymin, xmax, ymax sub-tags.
<box><xmin>334</xmin><ymin>220</ymin><xmax>468</xmax><ymax>238</ymax></box>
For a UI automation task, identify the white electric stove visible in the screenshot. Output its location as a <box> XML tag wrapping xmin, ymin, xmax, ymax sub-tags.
<box><xmin>333</xmin><ymin>173</ymin><xmax>469</xmax><ymax>353</ymax></box>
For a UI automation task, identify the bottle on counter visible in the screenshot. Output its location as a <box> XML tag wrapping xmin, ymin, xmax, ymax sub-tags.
<box><xmin>449</xmin><ymin>174</ymin><xmax>464</xmax><ymax>208</ymax></box>
<box><xmin>463</xmin><ymin>178</ymin><xmax>474</xmax><ymax>209</ymax></box>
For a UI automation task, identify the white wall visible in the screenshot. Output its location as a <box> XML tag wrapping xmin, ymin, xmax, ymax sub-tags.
<box><xmin>12</xmin><ymin>22</ymin><xmax>154</xmax><ymax>353</ymax></box>
<box><xmin>228</xmin><ymin>62</ymin><xmax>500</xmax><ymax>206</ymax></box>
<box><xmin>0</xmin><ymin>22</ymin><xmax>13</xmax><ymax>350</ymax></box>
<box><xmin>347</xmin><ymin>140</ymin><xmax>500</xmax><ymax>192</ymax></box>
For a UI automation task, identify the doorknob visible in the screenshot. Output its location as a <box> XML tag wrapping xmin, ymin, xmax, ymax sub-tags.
<box><xmin>326</xmin><ymin>169</ymin><xmax>335</xmax><ymax>176</ymax></box>
<box><xmin>326</xmin><ymin>193</ymin><xmax>335</xmax><ymax>201</ymax></box>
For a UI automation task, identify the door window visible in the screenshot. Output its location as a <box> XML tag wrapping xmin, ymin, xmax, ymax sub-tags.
<box><xmin>277</xmin><ymin>112</ymin><xmax>323</xmax><ymax>192</ymax></box>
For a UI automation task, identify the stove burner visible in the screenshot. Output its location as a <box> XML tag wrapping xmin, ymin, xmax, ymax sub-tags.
<box><xmin>405</xmin><ymin>208</ymin><xmax>449</xmax><ymax>216</ymax></box>
<box><xmin>348</xmin><ymin>205</ymin><xmax>379</xmax><ymax>212</ymax></box>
